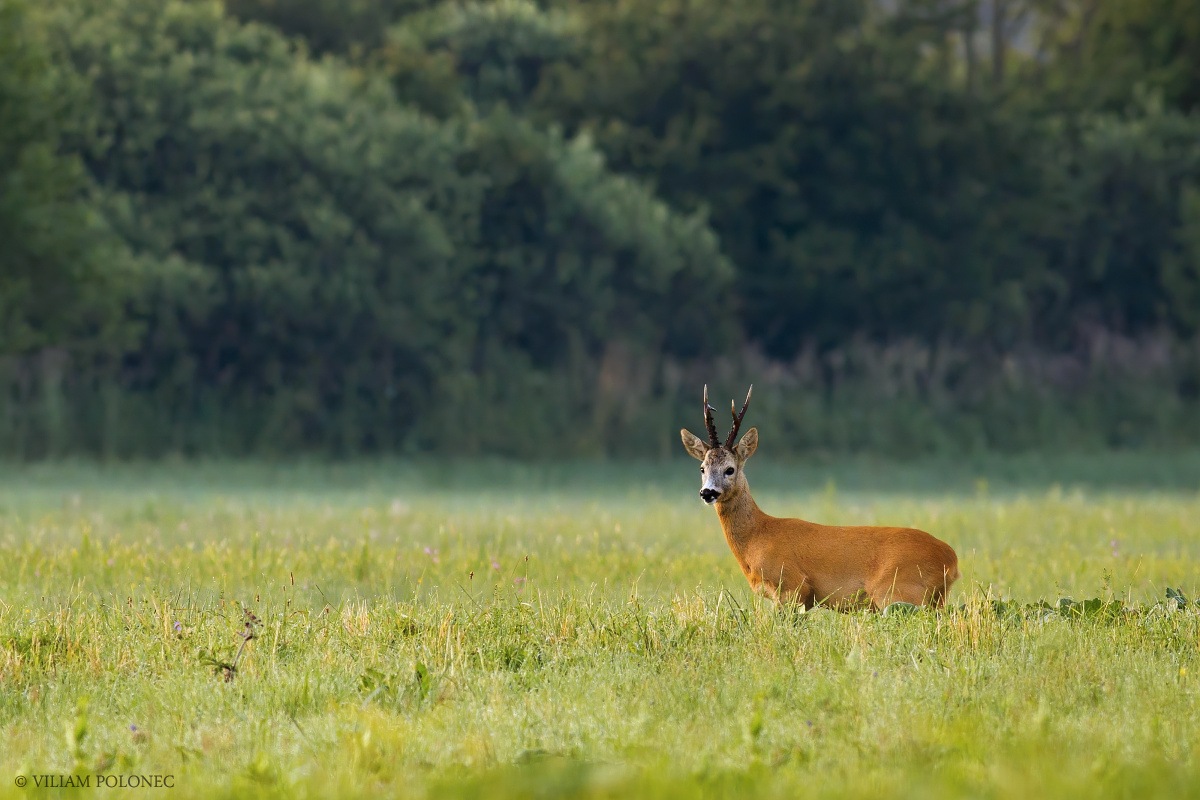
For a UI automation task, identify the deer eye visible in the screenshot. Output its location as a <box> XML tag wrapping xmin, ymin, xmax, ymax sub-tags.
<box><xmin>724</xmin><ymin>467</ymin><xmax>735</xmax><ymax>476</ymax></box>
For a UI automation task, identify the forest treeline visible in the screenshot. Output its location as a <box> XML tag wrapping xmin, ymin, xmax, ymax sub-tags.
<box><xmin>2</xmin><ymin>0</ymin><xmax>1200</xmax><ymax>458</ymax></box>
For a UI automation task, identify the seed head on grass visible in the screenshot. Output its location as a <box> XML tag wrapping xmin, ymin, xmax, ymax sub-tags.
<box><xmin>201</xmin><ymin>606</ymin><xmax>262</xmax><ymax>682</ymax></box>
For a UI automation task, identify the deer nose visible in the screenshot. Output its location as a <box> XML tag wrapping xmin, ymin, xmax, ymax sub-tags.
<box><xmin>699</xmin><ymin>488</ymin><xmax>720</xmax><ymax>504</ymax></box>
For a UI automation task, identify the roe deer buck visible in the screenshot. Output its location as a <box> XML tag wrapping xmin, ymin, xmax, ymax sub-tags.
<box><xmin>680</xmin><ymin>385</ymin><xmax>959</xmax><ymax>610</ymax></box>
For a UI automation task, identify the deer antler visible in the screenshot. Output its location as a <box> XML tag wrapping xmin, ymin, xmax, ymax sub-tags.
<box><xmin>702</xmin><ymin>384</ymin><xmax>720</xmax><ymax>447</ymax></box>
<box><xmin>724</xmin><ymin>385</ymin><xmax>753</xmax><ymax>449</ymax></box>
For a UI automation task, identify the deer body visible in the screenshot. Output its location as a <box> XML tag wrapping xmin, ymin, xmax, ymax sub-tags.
<box><xmin>682</xmin><ymin>386</ymin><xmax>959</xmax><ymax>610</ymax></box>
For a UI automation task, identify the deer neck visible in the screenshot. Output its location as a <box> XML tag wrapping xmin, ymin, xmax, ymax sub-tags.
<box><xmin>714</xmin><ymin>480</ymin><xmax>766</xmax><ymax>557</ymax></box>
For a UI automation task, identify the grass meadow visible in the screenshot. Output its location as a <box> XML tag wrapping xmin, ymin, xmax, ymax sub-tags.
<box><xmin>2</xmin><ymin>453</ymin><xmax>1199</xmax><ymax>798</ymax></box>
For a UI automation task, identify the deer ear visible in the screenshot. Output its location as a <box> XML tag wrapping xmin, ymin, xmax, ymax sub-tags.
<box><xmin>680</xmin><ymin>429</ymin><xmax>710</xmax><ymax>461</ymax></box>
<box><xmin>735</xmin><ymin>427</ymin><xmax>758</xmax><ymax>461</ymax></box>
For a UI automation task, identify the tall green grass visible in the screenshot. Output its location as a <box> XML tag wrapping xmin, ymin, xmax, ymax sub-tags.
<box><xmin>4</xmin><ymin>334</ymin><xmax>1200</xmax><ymax>459</ymax></box>
<box><xmin>1</xmin><ymin>457</ymin><xmax>1198</xmax><ymax>798</ymax></box>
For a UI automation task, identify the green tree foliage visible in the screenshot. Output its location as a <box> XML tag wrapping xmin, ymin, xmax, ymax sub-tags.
<box><xmin>534</xmin><ymin>0</ymin><xmax>1051</xmax><ymax>354</ymax></box>
<box><xmin>1165</xmin><ymin>184</ymin><xmax>1200</xmax><ymax>336</ymax></box>
<box><xmin>0</xmin><ymin>0</ymin><xmax>130</xmax><ymax>356</ymax></box>
<box><xmin>459</xmin><ymin>111</ymin><xmax>730</xmax><ymax>364</ymax></box>
<box><xmin>46</xmin><ymin>0</ymin><xmax>486</xmax><ymax>452</ymax></box>
<box><xmin>1035</xmin><ymin>0</ymin><xmax>1200</xmax><ymax>114</ymax></box>
<box><xmin>224</xmin><ymin>0</ymin><xmax>435</xmax><ymax>56</ymax></box>
<box><xmin>3</xmin><ymin>0</ymin><xmax>1200</xmax><ymax>458</ymax></box>
<box><xmin>1036</xmin><ymin>100</ymin><xmax>1200</xmax><ymax>339</ymax></box>
<box><xmin>10</xmin><ymin>0</ymin><xmax>729</xmax><ymax>456</ymax></box>
<box><xmin>385</xmin><ymin>0</ymin><xmax>579</xmax><ymax>114</ymax></box>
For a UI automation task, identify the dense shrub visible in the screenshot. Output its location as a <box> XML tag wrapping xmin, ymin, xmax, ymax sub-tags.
<box><xmin>0</xmin><ymin>0</ymin><xmax>729</xmax><ymax>457</ymax></box>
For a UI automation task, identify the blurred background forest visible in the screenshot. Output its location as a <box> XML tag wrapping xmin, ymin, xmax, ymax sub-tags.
<box><xmin>3</xmin><ymin>0</ymin><xmax>1200</xmax><ymax>460</ymax></box>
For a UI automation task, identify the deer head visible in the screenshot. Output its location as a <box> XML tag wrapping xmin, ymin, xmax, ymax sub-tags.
<box><xmin>680</xmin><ymin>385</ymin><xmax>757</xmax><ymax>505</ymax></box>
